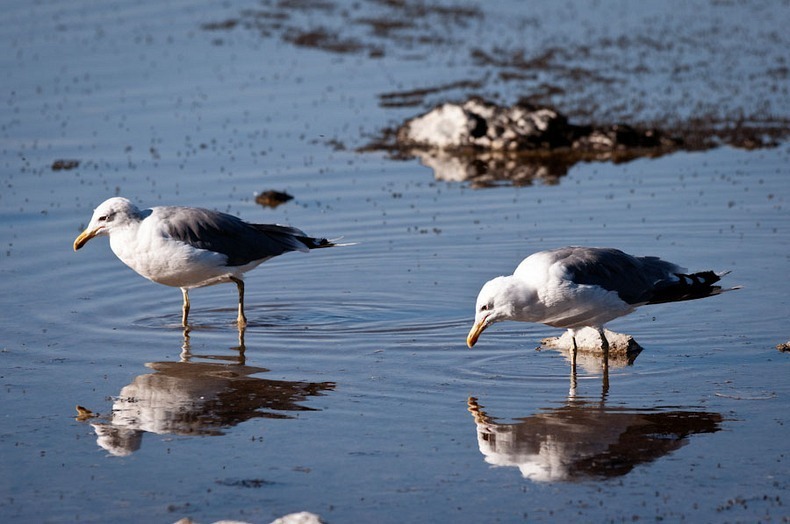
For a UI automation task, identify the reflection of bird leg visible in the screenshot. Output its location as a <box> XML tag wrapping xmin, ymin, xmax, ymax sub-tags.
<box><xmin>179</xmin><ymin>327</ymin><xmax>247</xmax><ymax>365</ymax></box>
<box><xmin>180</xmin><ymin>327</ymin><xmax>192</xmax><ymax>362</ymax></box>
<box><xmin>599</xmin><ymin>328</ymin><xmax>610</xmax><ymax>399</ymax></box>
<box><xmin>569</xmin><ymin>332</ymin><xmax>578</xmax><ymax>397</ymax></box>
<box><xmin>233</xmin><ymin>328</ymin><xmax>247</xmax><ymax>364</ymax></box>
<box><xmin>467</xmin><ymin>396</ymin><xmax>492</xmax><ymax>425</ymax></box>
<box><xmin>230</xmin><ymin>276</ymin><xmax>247</xmax><ymax>328</ymax></box>
<box><xmin>569</xmin><ymin>361</ymin><xmax>578</xmax><ymax>399</ymax></box>
<box><xmin>181</xmin><ymin>288</ymin><xmax>190</xmax><ymax>327</ymax></box>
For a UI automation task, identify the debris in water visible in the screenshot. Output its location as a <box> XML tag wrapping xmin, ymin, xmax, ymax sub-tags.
<box><xmin>75</xmin><ymin>405</ymin><xmax>98</xmax><ymax>421</ymax></box>
<box><xmin>52</xmin><ymin>159</ymin><xmax>80</xmax><ymax>171</ymax></box>
<box><xmin>255</xmin><ymin>190</ymin><xmax>294</xmax><ymax>208</ymax></box>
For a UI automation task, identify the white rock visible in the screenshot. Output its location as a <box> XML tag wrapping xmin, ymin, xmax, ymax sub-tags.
<box><xmin>541</xmin><ymin>327</ymin><xmax>643</xmax><ymax>360</ymax></box>
<box><xmin>399</xmin><ymin>103</ymin><xmax>469</xmax><ymax>148</ymax></box>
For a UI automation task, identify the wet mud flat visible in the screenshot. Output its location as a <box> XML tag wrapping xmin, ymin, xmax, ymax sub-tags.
<box><xmin>203</xmin><ymin>0</ymin><xmax>790</xmax><ymax>190</ymax></box>
<box><xmin>201</xmin><ymin>0</ymin><xmax>789</xmax><ymax>127</ymax></box>
<box><xmin>202</xmin><ymin>0</ymin><xmax>790</xmax><ymax>131</ymax></box>
<box><xmin>2</xmin><ymin>0</ymin><xmax>790</xmax><ymax>523</ymax></box>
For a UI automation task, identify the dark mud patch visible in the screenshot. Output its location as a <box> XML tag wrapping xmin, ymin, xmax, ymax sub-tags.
<box><xmin>201</xmin><ymin>0</ymin><xmax>481</xmax><ymax>58</ymax></box>
<box><xmin>215</xmin><ymin>478</ymin><xmax>276</xmax><ymax>488</ymax></box>
<box><xmin>379</xmin><ymin>79</ymin><xmax>487</xmax><ymax>109</ymax></box>
<box><xmin>284</xmin><ymin>27</ymin><xmax>373</xmax><ymax>55</ymax></box>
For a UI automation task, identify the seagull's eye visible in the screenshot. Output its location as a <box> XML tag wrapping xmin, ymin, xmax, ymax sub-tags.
<box><xmin>97</xmin><ymin>215</ymin><xmax>107</xmax><ymax>222</ymax></box>
<box><xmin>97</xmin><ymin>212</ymin><xmax>115</xmax><ymax>223</ymax></box>
<box><xmin>480</xmin><ymin>304</ymin><xmax>489</xmax><ymax>311</ymax></box>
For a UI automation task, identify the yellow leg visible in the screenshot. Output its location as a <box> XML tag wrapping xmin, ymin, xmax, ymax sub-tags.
<box><xmin>230</xmin><ymin>277</ymin><xmax>247</xmax><ymax>328</ymax></box>
<box><xmin>181</xmin><ymin>288</ymin><xmax>190</xmax><ymax>327</ymax></box>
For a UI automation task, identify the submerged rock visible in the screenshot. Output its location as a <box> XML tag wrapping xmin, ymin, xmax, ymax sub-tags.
<box><xmin>541</xmin><ymin>327</ymin><xmax>643</xmax><ymax>362</ymax></box>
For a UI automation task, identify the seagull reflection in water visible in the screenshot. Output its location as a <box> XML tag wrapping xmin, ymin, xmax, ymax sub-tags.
<box><xmin>467</xmin><ymin>396</ymin><xmax>722</xmax><ymax>483</ymax></box>
<box><xmin>87</xmin><ymin>333</ymin><xmax>334</xmax><ymax>456</ymax></box>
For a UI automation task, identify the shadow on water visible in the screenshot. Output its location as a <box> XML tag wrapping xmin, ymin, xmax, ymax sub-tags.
<box><xmin>467</xmin><ymin>394</ymin><xmax>722</xmax><ymax>483</ymax></box>
<box><xmin>81</xmin><ymin>330</ymin><xmax>335</xmax><ymax>456</ymax></box>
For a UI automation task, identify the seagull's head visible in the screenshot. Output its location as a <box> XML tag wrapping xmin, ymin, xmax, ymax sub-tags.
<box><xmin>467</xmin><ymin>276</ymin><xmax>525</xmax><ymax>348</ymax></box>
<box><xmin>73</xmin><ymin>197</ymin><xmax>140</xmax><ymax>251</ymax></box>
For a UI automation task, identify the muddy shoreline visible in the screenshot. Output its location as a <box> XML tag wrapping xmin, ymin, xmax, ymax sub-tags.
<box><xmin>202</xmin><ymin>0</ymin><xmax>790</xmax><ymax>185</ymax></box>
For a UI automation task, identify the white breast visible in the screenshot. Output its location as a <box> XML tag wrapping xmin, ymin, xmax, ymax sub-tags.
<box><xmin>109</xmin><ymin>219</ymin><xmax>231</xmax><ymax>288</ymax></box>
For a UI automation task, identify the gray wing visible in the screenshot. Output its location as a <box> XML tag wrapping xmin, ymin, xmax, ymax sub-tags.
<box><xmin>155</xmin><ymin>206</ymin><xmax>326</xmax><ymax>266</ymax></box>
<box><xmin>556</xmin><ymin>247</ymin><xmax>685</xmax><ymax>305</ymax></box>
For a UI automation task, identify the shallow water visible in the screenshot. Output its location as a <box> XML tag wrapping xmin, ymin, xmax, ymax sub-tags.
<box><xmin>2</xmin><ymin>1</ymin><xmax>789</xmax><ymax>523</ymax></box>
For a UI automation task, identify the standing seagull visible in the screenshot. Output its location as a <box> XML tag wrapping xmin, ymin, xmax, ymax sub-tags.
<box><xmin>74</xmin><ymin>197</ymin><xmax>342</xmax><ymax>328</ymax></box>
<box><xmin>467</xmin><ymin>247</ymin><xmax>733</xmax><ymax>358</ymax></box>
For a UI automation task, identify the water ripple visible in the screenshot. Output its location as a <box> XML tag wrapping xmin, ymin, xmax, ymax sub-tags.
<box><xmin>133</xmin><ymin>297</ymin><xmax>471</xmax><ymax>336</ymax></box>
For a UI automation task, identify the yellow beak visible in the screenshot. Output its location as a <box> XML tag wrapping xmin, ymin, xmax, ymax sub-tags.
<box><xmin>73</xmin><ymin>227</ymin><xmax>100</xmax><ymax>251</ymax></box>
<box><xmin>467</xmin><ymin>318</ymin><xmax>488</xmax><ymax>348</ymax></box>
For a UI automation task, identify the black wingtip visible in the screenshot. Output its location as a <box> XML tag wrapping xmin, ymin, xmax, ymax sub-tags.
<box><xmin>301</xmin><ymin>236</ymin><xmax>355</xmax><ymax>249</ymax></box>
<box><xmin>648</xmin><ymin>270</ymin><xmax>732</xmax><ymax>304</ymax></box>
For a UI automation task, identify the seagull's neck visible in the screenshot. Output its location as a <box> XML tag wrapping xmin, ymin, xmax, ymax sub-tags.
<box><xmin>494</xmin><ymin>276</ymin><xmax>542</xmax><ymax>322</ymax></box>
<box><xmin>108</xmin><ymin>214</ymin><xmax>146</xmax><ymax>264</ymax></box>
